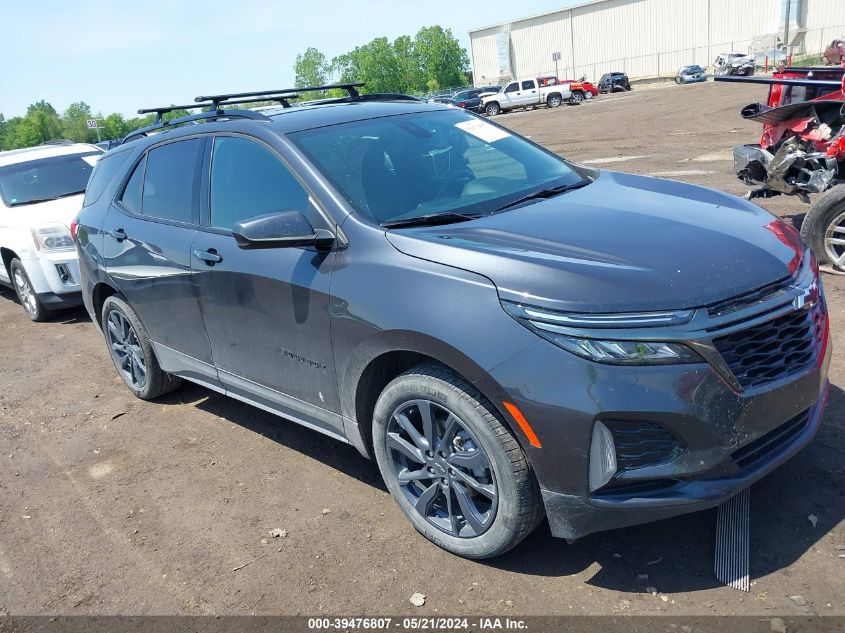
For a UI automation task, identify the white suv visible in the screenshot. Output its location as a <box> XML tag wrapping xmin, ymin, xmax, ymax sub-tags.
<box><xmin>0</xmin><ymin>140</ymin><xmax>102</xmax><ymax>320</ymax></box>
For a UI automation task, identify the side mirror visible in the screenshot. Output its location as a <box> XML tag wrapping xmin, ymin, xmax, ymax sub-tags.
<box><xmin>232</xmin><ymin>210</ymin><xmax>335</xmax><ymax>250</ymax></box>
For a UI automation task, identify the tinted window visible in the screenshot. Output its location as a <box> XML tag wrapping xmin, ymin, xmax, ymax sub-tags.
<box><xmin>142</xmin><ymin>139</ymin><xmax>202</xmax><ymax>223</ymax></box>
<box><xmin>0</xmin><ymin>151</ymin><xmax>99</xmax><ymax>207</ymax></box>
<box><xmin>504</xmin><ymin>83</ymin><xmax>518</xmax><ymax>93</ymax></box>
<box><xmin>291</xmin><ymin>109</ymin><xmax>583</xmax><ymax>225</ymax></box>
<box><xmin>210</xmin><ymin>136</ymin><xmax>310</xmax><ymax>230</ymax></box>
<box><xmin>121</xmin><ymin>156</ymin><xmax>145</xmax><ymax>214</ymax></box>
<box><xmin>83</xmin><ymin>149</ymin><xmax>133</xmax><ymax>207</ymax></box>
<box><xmin>521</xmin><ymin>80</ymin><xmax>535</xmax><ymax>90</ymax></box>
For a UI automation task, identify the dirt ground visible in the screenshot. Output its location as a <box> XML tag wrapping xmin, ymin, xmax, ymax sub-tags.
<box><xmin>1</xmin><ymin>81</ymin><xmax>843</xmax><ymax>617</ymax></box>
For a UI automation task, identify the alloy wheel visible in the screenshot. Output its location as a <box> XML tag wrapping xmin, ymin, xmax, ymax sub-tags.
<box><xmin>385</xmin><ymin>399</ymin><xmax>498</xmax><ymax>538</ymax></box>
<box><xmin>824</xmin><ymin>210</ymin><xmax>845</xmax><ymax>269</ymax></box>
<box><xmin>13</xmin><ymin>268</ymin><xmax>38</xmax><ymax>317</ymax></box>
<box><xmin>106</xmin><ymin>310</ymin><xmax>147</xmax><ymax>389</ymax></box>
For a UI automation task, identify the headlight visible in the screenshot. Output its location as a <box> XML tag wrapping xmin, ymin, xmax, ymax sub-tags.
<box><xmin>502</xmin><ymin>301</ymin><xmax>702</xmax><ymax>365</ymax></box>
<box><xmin>31</xmin><ymin>224</ymin><xmax>75</xmax><ymax>252</ymax></box>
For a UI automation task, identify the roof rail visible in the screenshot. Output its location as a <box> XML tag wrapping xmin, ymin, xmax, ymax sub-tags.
<box><xmin>39</xmin><ymin>139</ymin><xmax>77</xmax><ymax>146</ymax></box>
<box><xmin>121</xmin><ymin>106</ymin><xmax>270</xmax><ymax>146</ymax></box>
<box><xmin>194</xmin><ymin>83</ymin><xmax>365</xmax><ymax>109</ymax></box>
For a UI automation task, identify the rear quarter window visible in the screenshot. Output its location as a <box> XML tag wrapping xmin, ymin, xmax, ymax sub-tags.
<box><xmin>82</xmin><ymin>149</ymin><xmax>133</xmax><ymax>207</ymax></box>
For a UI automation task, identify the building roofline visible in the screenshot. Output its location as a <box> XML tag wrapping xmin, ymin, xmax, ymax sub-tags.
<box><xmin>469</xmin><ymin>0</ymin><xmax>613</xmax><ymax>35</ymax></box>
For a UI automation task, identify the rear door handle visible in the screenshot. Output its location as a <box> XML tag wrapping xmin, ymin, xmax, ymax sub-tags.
<box><xmin>108</xmin><ymin>228</ymin><xmax>127</xmax><ymax>242</ymax></box>
<box><xmin>193</xmin><ymin>249</ymin><xmax>223</xmax><ymax>266</ymax></box>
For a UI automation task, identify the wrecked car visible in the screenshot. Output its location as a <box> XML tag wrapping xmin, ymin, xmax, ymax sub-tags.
<box><xmin>714</xmin><ymin>52</ymin><xmax>755</xmax><ymax>77</ymax></box>
<box><xmin>717</xmin><ymin>65</ymin><xmax>845</xmax><ymax>269</ymax></box>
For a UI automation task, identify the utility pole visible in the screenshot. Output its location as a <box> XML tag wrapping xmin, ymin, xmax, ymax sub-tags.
<box><xmin>784</xmin><ymin>0</ymin><xmax>792</xmax><ymax>55</ymax></box>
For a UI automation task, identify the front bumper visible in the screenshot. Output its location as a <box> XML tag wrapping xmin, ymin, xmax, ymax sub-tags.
<box><xmin>541</xmin><ymin>384</ymin><xmax>827</xmax><ymax>539</ymax></box>
<box><xmin>22</xmin><ymin>251</ymin><xmax>82</xmax><ymax>300</ymax></box>
<box><xmin>476</xmin><ymin>262</ymin><xmax>830</xmax><ymax>540</ymax></box>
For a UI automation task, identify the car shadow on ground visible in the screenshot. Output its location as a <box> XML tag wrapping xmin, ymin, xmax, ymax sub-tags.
<box><xmin>0</xmin><ymin>286</ymin><xmax>92</xmax><ymax>325</ymax></box>
<box><xmin>161</xmin><ymin>377</ymin><xmax>844</xmax><ymax>594</ymax></box>
<box><xmin>159</xmin><ymin>383</ymin><xmax>387</xmax><ymax>492</ymax></box>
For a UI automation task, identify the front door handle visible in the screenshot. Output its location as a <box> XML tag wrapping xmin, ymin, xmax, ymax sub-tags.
<box><xmin>193</xmin><ymin>249</ymin><xmax>223</xmax><ymax>266</ymax></box>
<box><xmin>108</xmin><ymin>228</ymin><xmax>127</xmax><ymax>242</ymax></box>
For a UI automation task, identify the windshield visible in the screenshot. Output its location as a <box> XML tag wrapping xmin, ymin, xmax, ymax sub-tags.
<box><xmin>289</xmin><ymin>109</ymin><xmax>587</xmax><ymax>225</ymax></box>
<box><xmin>0</xmin><ymin>151</ymin><xmax>100</xmax><ymax>207</ymax></box>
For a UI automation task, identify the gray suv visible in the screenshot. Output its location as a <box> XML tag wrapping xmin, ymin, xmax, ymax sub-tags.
<box><xmin>75</xmin><ymin>83</ymin><xmax>830</xmax><ymax>559</ymax></box>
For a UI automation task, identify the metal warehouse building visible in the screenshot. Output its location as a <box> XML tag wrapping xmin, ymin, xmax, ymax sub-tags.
<box><xmin>469</xmin><ymin>0</ymin><xmax>845</xmax><ymax>85</ymax></box>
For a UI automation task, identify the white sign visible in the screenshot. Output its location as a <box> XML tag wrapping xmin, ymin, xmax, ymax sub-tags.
<box><xmin>552</xmin><ymin>52</ymin><xmax>561</xmax><ymax>61</ymax></box>
<box><xmin>86</xmin><ymin>119</ymin><xmax>98</xmax><ymax>129</ymax></box>
<box><xmin>455</xmin><ymin>119</ymin><xmax>511</xmax><ymax>144</ymax></box>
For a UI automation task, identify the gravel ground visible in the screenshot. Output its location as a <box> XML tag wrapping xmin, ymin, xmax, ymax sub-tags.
<box><xmin>0</xmin><ymin>81</ymin><xmax>843</xmax><ymax>617</ymax></box>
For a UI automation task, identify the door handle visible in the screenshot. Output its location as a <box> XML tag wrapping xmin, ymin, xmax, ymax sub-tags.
<box><xmin>193</xmin><ymin>249</ymin><xmax>223</xmax><ymax>266</ymax></box>
<box><xmin>108</xmin><ymin>228</ymin><xmax>127</xmax><ymax>242</ymax></box>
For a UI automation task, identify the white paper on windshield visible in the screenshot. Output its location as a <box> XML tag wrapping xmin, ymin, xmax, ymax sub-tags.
<box><xmin>82</xmin><ymin>155</ymin><xmax>100</xmax><ymax>167</ymax></box>
<box><xmin>455</xmin><ymin>119</ymin><xmax>510</xmax><ymax>144</ymax></box>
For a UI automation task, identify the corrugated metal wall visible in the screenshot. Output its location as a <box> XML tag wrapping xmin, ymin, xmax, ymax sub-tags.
<box><xmin>470</xmin><ymin>0</ymin><xmax>845</xmax><ymax>86</ymax></box>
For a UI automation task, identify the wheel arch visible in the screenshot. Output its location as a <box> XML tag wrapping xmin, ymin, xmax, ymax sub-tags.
<box><xmin>0</xmin><ymin>247</ymin><xmax>19</xmax><ymax>278</ymax></box>
<box><xmin>92</xmin><ymin>281</ymin><xmax>120</xmax><ymax>327</ymax></box>
<box><xmin>342</xmin><ymin>332</ymin><xmax>509</xmax><ymax>459</ymax></box>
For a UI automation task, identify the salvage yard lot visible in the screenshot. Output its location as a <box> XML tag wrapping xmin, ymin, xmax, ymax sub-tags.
<box><xmin>1</xmin><ymin>81</ymin><xmax>843</xmax><ymax>616</ymax></box>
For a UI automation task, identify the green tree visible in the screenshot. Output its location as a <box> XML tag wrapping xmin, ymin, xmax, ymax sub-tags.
<box><xmin>295</xmin><ymin>47</ymin><xmax>329</xmax><ymax>99</ymax></box>
<box><xmin>394</xmin><ymin>35</ymin><xmax>423</xmax><ymax>92</ymax></box>
<box><xmin>61</xmin><ymin>102</ymin><xmax>95</xmax><ymax>143</ymax></box>
<box><xmin>100</xmin><ymin>113</ymin><xmax>129</xmax><ymax>141</ymax></box>
<box><xmin>413</xmin><ymin>26</ymin><xmax>469</xmax><ymax>92</ymax></box>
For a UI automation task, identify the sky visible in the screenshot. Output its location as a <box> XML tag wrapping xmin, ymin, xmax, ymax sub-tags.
<box><xmin>0</xmin><ymin>0</ymin><xmax>583</xmax><ymax>120</ymax></box>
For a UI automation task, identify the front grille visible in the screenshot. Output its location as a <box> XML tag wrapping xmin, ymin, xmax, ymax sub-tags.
<box><xmin>605</xmin><ymin>420</ymin><xmax>684</xmax><ymax>470</ymax></box>
<box><xmin>731</xmin><ymin>406</ymin><xmax>813</xmax><ymax>470</ymax></box>
<box><xmin>713</xmin><ymin>302</ymin><xmax>824</xmax><ymax>389</ymax></box>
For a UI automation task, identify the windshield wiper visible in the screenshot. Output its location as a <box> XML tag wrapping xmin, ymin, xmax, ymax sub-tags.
<box><xmin>381</xmin><ymin>211</ymin><xmax>483</xmax><ymax>228</ymax></box>
<box><xmin>9</xmin><ymin>190</ymin><xmax>86</xmax><ymax>207</ymax></box>
<box><xmin>490</xmin><ymin>180</ymin><xmax>590</xmax><ymax>214</ymax></box>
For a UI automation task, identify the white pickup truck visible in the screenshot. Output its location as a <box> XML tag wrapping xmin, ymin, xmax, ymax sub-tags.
<box><xmin>480</xmin><ymin>77</ymin><xmax>573</xmax><ymax>115</ymax></box>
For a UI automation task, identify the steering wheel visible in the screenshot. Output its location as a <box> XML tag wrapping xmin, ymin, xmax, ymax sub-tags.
<box><xmin>435</xmin><ymin>170</ymin><xmax>474</xmax><ymax>199</ymax></box>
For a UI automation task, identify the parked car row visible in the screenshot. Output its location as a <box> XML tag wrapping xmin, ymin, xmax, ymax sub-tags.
<box><xmin>1</xmin><ymin>82</ymin><xmax>830</xmax><ymax>563</ymax></box>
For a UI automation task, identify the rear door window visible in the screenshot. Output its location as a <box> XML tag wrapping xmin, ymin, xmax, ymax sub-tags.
<box><xmin>521</xmin><ymin>80</ymin><xmax>535</xmax><ymax>90</ymax></box>
<box><xmin>141</xmin><ymin>139</ymin><xmax>203</xmax><ymax>224</ymax></box>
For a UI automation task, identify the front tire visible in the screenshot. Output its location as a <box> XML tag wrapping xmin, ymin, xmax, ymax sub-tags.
<box><xmin>10</xmin><ymin>259</ymin><xmax>48</xmax><ymax>322</ymax></box>
<box><xmin>372</xmin><ymin>364</ymin><xmax>543</xmax><ymax>559</ymax></box>
<box><xmin>569</xmin><ymin>91</ymin><xmax>584</xmax><ymax>105</ymax></box>
<box><xmin>801</xmin><ymin>184</ymin><xmax>845</xmax><ymax>271</ymax></box>
<box><xmin>484</xmin><ymin>102</ymin><xmax>501</xmax><ymax>116</ymax></box>
<box><xmin>101</xmin><ymin>295</ymin><xmax>182</xmax><ymax>400</ymax></box>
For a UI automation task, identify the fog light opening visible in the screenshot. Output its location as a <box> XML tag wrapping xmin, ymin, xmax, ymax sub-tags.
<box><xmin>589</xmin><ymin>420</ymin><xmax>617</xmax><ymax>492</ymax></box>
<box><xmin>55</xmin><ymin>264</ymin><xmax>75</xmax><ymax>285</ymax></box>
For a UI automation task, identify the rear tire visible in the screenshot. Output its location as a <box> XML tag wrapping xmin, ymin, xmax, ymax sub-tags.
<box><xmin>547</xmin><ymin>94</ymin><xmax>562</xmax><ymax>108</ymax></box>
<box><xmin>372</xmin><ymin>363</ymin><xmax>543</xmax><ymax>559</ymax></box>
<box><xmin>10</xmin><ymin>259</ymin><xmax>48</xmax><ymax>322</ymax></box>
<box><xmin>101</xmin><ymin>295</ymin><xmax>182</xmax><ymax>400</ymax></box>
<box><xmin>800</xmin><ymin>184</ymin><xmax>845</xmax><ymax>271</ymax></box>
<box><xmin>584</xmin><ymin>91</ymin><xmax>593</xmax><ymax>100</ymax></box>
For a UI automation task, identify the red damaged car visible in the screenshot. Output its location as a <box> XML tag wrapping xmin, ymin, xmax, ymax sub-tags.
<box><xmin>717</xmin><ymin>65</ymin><xmax>845</xmax><ymax>270</ymax></box>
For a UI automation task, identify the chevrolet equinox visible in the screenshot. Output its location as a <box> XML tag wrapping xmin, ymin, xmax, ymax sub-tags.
<box><xmin>75</xmin><ymin>84</ymin><xmax>831</xmax><ymax>559</ymax></box>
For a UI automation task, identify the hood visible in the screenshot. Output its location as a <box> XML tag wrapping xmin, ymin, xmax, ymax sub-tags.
<box><xmin>4</xmin><ymin>194</ymin><xmax>84</xmax><ymax>230</ymax></box>
<box><xmin>385</xmin><ymin>171</ymin><xmax>800</xmax><ymax>313</ymax></box>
